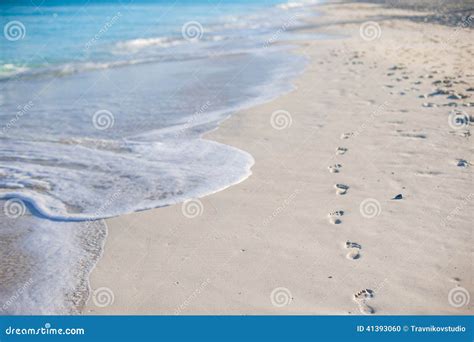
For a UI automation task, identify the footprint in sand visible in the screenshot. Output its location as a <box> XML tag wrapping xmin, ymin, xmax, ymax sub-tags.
<box><xmin>456</xmin><ymin>159</ymin><xmax>470</xmax><ymax>168</ymax></box>
<box><xmin>345</xmin><ymin>241</ymin><xmax>361</xmax><ymax>260</ymax></box>
<box><xmin>335</xmin><ymin>183</ymin><xmax>349</xmax><ymax>195</ymax></box>
<box><xmin>340</xmin><ymin>132</ymin><xmax>354</xmax><ymax>140</ymax></box>
<box><xmin>328</xmin><ymin>210</ymin><xmax>344</xmax><ymax>224</ymax></box>
<box><xmin>353</xmin><ymin>289</ymin><xmax>375</xmax><ymax>314</ymax></box>
<box><xmin>328</xmin><ymin>164</ymin><xmax>342</xmax><ymax>173</ymax></box>
<box><xmin>336</xmin><ymin>147</ymin><xmax>348</xmax><ymax>155</ymax></box>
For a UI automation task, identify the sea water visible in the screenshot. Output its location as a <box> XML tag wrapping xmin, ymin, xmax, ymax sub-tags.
<box><xmin>0</xmin><ymin>0</ymin><xmax>318</xmax><ymax>313</ymax></box>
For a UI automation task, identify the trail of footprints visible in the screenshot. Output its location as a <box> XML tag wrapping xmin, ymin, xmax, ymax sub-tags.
<box><xmin>328</xmin><ymin>136</ymin><xmax>376</xmax><ymax>314</ymax></box>
<box><xmin>322</xmin><ymin>49</ymin><xmax>472</xmax><ymax>314</ymax></box>
<box><xmin>323</xmin><ymin>57</ymin><xmax>473</xmax><ymax>314</ymax></box>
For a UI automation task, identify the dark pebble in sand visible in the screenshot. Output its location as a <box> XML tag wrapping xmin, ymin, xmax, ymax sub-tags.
<box><xmin>392</xmin><ymin>194</ymin><xmax>403</xmax><ymax>200</ymax></box>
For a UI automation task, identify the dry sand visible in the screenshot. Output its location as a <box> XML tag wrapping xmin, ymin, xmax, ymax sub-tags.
<box><xmin>85</xmin><ymin>2</ymin><xmax>473</xmax><ymax>315</ymax></box>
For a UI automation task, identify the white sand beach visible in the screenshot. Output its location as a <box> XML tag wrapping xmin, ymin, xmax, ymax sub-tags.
<box><xmin>85</xmin><ymin>2</ymin><xmax>473</xmax><ymax>315</ymax></box>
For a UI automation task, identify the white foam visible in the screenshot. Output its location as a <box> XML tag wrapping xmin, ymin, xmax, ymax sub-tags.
<box><xmin>0</xmin><ymin>212</ymin><xmax>106</xmax><ymax>314</ymax></box>
<box><xmin>0</xmin><ymin>137</ymin><xmax>254</xmax><ymax>221</ymax></box>
<box><xmin>0</xmin><ymin>63</ymin><xmax>30</xmax><ymax>79</ymax></box>
<box><xmin>0</xmin><ymin>0</ymin><xmax>312</xmax><ymax>315</ymax></box>
<box><xmin>114</xmin><ymin>37</ymin><xmax>183</xmax><ymax>53</ymax></box>
<box><xmin>277</xmin><ymin>0</ymin><xmax>320</xmax><ymax>10</ymax></box>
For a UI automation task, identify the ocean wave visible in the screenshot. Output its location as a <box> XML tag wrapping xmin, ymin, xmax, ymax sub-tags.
<box><xmin>0</xmin><ymin>58</ymin><xmax>175</xmax><ymax>81</ymax></box>
<box><xmin>114</xmin><ymin>36</ymin><xmax>183</xmax><ymax>53</ymax></box>
<box><xmin>0</xmin><ymin>63</ymin><xmax>30</xmax><ymax>78</ymax></box>
<box><xmin>54</xmin><ymin>59</ymin><xmax>152</xmax><ymax>75</ymax></box>
<box><xmin>0</xmin><ymin>0</ymin><xmax>313</xmax><ymax>317</ymax></box>
<box><xmin>0</xmin><ymin>137</ymin><xmax>254</xmax><ymax>222</ymax></box>
<box><xmin>0</xmin><ymin>46</ymin><xmax>264</xmax><ymax>82</ymax></box>
<box><xmin>114</xmin><ymin>34</ymin><xmax>227</xmax><ymax>54</ymax></box>
<box><xmin>0</xmin><ymin>61</ymin><xmax>139</xmax><ymax>81</ymax></box>
<box><xmin>277</xmin><ymin>0</ymin><xmax>319</xmax><ymax>10</ymax></box>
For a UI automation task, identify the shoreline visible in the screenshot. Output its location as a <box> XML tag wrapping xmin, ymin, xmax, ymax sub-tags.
<box><xmin>0</xmin><ymin>2</ymin><xmax>312</xmax><ymax>315</ymax></box>
<box><xmin>84</xmin><ymin>1</ymin><xmax>473</xmax><ymax>315</ymax></box>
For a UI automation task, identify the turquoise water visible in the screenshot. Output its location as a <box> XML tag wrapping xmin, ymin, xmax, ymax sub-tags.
<box><xmin>1</xmin><ymin>0</ymin><xmax>299</xmax><ymax>78</ymax></box>
<box><xmin>0</xmin><ymin>0</ymin><xmax>314</xmax><ymax>219</ymax></box>
<box><xmin>0</xmin><ymin>0</ymin><xmax>317</xmax><ymax>314</ymax></box>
